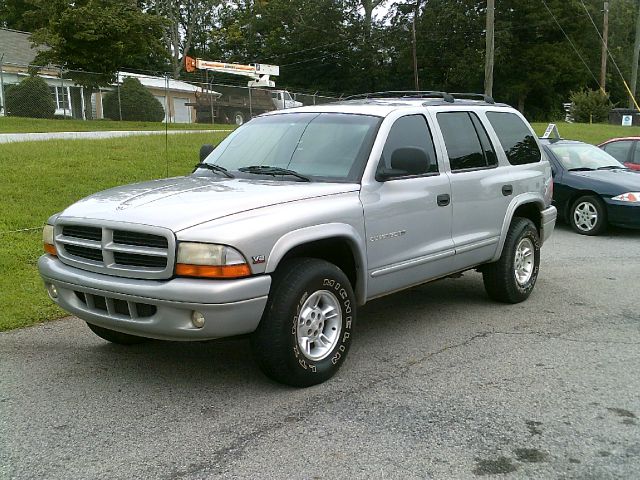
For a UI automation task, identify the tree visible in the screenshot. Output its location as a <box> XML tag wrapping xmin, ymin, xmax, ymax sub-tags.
<box><xmin>30</xmin><ymin>0</ymin><xmax>167</xmax><ymax>119</ymax></box>
<box><xmin>142</xmin><ymin>0</ymin><xmax>220</xmax><ymax>78</ymax></box>
<box><xmin>102</xmin><ymin>77</ymin><xmax>165</xmax><ymax>122</ymax></box>
<box><xmin>0</xmin><ymin>0</ymin><xmax>45</xmax><ymax>30</ymax></box>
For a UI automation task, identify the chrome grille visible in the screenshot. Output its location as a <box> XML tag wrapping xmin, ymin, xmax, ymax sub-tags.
<box><xmin>55</xmin><ymin>220</ymin><xmax>175</xmax><ymax>279</ymax></box>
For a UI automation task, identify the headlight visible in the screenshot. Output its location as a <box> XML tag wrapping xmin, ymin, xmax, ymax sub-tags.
<box><xmin>43</xmin><ymin>225</ymin><xmax>57</xmax><ymax>256</ymax></box>
<box><xmin>175</xmin><ymin>242</ymin><xmax>251</xmax><ymax>278</ymax></box>
<box><xmin>611</xmin><ymin>192</ymin><xmax>640</xmax><ymax>203</ymax></box>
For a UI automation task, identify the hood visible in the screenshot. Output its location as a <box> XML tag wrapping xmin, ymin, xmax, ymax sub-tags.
<box><xmin>569</xmin><ymin>169</ymin><xmax>640</xmax><ymax>193</ymax></box>
<box><xmin>59</xmin><ymin>175</ymin><xmax>359</xmax><ymax>231</ymax></box>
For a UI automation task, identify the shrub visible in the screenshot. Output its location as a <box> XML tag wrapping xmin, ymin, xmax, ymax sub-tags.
<box><xmin>5</xmin><ymin>75</ymin><xmax>56</xmax><ymax>119</ymax></box>
<box><xmin>569</xmin><ymin>89</ymin><xmax>612</xmax><ymax>123</ymax></box>
<box><xmin>103</xmin><ymin>77</ymin><xmax>165</xmax><ymax>122</ymax></box>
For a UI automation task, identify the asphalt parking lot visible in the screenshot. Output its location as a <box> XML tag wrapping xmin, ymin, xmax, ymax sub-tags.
<box><xmin>1</xmin><ymin>224</ymin><xmax>639</xmax><ymax>479</ymax></box>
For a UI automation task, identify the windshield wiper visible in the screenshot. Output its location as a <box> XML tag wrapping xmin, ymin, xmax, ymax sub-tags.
<box><xmin>567</xmin><ymin>167</ymin><xmax>595</xmax><ymax>172</ymax></box>
<box><xmin>238</xmin><ymin>165</ymin><xmax>310</xmax><ymax>182</ymax></box>
<box><xmin>193</xmin><ymin>163</ymin><xmax>234</xmax><ymax>178</ymax></box>
<box><xmin>596</xmin><ymin>165</ymin><xmax>627</xmax><ymax>171</ymax></box>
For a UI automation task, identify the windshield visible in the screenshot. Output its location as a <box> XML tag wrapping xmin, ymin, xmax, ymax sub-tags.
<box><xmin>548</xmin><ymin>143</ymin><xmax>626</xmax><ymax>170</ymax></box>
<box><xmin>203</xmin><ymin>113</ymin><xmax>381</xmax><ymax>182</ymax></box>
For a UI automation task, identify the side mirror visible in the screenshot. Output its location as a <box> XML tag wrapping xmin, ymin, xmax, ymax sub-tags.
<box><xmin>199</xmin><ymin>144</ymin><xmax>215</xmax><ymax>163</ymax></box>
<box><xmin>376</xmin><ymin>147</ymin><xmax>430</xmax><ymax>181</ymax></box>
<box><xmin>376</xmin><ymin>167</ymin><xmax>409</xmax><ymax>181</ymax></box>
<box><xmin>391</xmin><ymin>147</ymin><xmax>430</xmax><ymax>174</ymax></box>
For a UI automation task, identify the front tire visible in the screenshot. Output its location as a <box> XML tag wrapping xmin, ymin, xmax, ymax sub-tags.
<box><xmin>251</xmin><ymin>258</ymin><xmax>356</xmax><ymax>387</ymax></box>
<box><xmin>86</xmin><ymin>322</ymin><xmax>149</xmax><ymax>345</ymax></box>
<box><xmin>569</xmin><ymin>195</ymin><xmax>607</xmax><ymax>235</ymax></box>
<box><xmin>483</xmin><ymin>217</ymin><xmax>541</xmax><ymax>303</ymax></box>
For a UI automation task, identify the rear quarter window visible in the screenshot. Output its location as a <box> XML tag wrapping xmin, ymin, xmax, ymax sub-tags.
<box><xmin>486</xmin><ymin>112</ymin><xmax>541</xmax><ymax>165</ymax></box>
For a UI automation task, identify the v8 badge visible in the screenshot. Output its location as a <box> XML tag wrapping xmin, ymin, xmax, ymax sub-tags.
<box><xmin>252</xmin><ymin>255</ymin><xmax>266</xmax><ymax>264</ymax></box>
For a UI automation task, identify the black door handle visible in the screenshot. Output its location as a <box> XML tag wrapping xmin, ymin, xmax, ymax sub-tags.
<box><xmin>437</xmin><ymin>194</ymin><xmax>450</xmax><ymax>206</ymax></box>
<box><xmin>502</xmin><ymin>184</ymin><xmax>513</xmax><ymax>196</ymax></box>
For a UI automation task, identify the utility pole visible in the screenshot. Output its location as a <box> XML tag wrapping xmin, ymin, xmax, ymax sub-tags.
<box><xmin>484</xmin><ymin>0</ymin><xmax>495</xmax><ymax>97</ymax></box>
<box><xmin>411</xmin><ymin>1</ymin><xmax>421</xmax><ymax>90</ymax></box>
<box><xmin>600</xmin><ymin>1</ymin><xmax>610</xmax><ymax>92</ymax></box>
<box><xmin>630</xmin><ymin>0</ymin><xmax>640</xmax><ymax>108</ymax></box>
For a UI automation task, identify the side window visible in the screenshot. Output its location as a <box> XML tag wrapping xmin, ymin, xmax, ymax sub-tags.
<box><xmin>603</xmin><ymin>140</ymin><xmax>632</xmax><ymax>163</ymax></box>
<box><xmin>633</xmin><ymin>142</ymin><xmax>640</xmax><ymax>165</ymax></box>
<box><xmin>379</xmin><ymin>114</ymin><xmax>438</xmax><ymax>176</ymax></box>
<box><xmin>437</xmin><ymin>112</ymin><xmax>489</xmax><ymax>171</ymax></box>
<box><xmin>470</xmin><ymin>113</ymin><xmax>498</xmax><ymax>167</ymax></box>
<box><xmin>486</xmin><ymin>112</ymin><xmax>541</xmax><ymax>165</ymax></box>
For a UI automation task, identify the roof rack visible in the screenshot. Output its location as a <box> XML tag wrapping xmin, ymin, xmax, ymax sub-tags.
<box><xmin>449</xmin><ymin>92</ymin><xmax>495</xmax><ymax>104</ymax></box>
<box><xmin>343</xmin><ymin>90</ymin><xmax>455</xmax><ymax>103</ymax></box>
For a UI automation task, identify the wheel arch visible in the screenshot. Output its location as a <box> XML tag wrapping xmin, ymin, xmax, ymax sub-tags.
<box><xmin>265</xmin><ymin>224</ymin><xmax>368</xmax><ymax>305</ymax></box>
<box><xmin>563</xmin><ymin>190</ymin><xmax>603</xmax><ymax>222</ymax></box>
<box><xmin>492</xmin><ymin>195</ymin><xmax>545</xmax><ymax>262</ymax></box>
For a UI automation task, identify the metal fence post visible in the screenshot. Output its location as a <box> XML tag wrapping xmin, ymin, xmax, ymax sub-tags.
<box><xmin>248</xmin><ymin>85</ymin><xmax>253</xmax><ymax>120</ymax></box>
<box><xmin>60</xmin><ymin>66</ymin><xmax>67</xmax><ymax>118</ymax></box>
<box><xmin>0</xmin><ymin>54</ymin><xmax>5</xmax><ymax>116</ymax></box>
<box><xmin>117</xmin><ymin>71</ymin><xmax>123</xmax><ymax>121</ymax></box>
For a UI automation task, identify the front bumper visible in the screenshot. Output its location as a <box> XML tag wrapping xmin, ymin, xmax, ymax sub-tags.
<box><xmin>540</xmin><ymin>205</ymin><xmax>557</xmax><ymax>244</ymax></box>
<box><xmin>38</xmin><ymin>255</ymin><xmax>271</xmax><ymax>341</ymax></box>
<box><xmin>605</xmin><ymin>199</ymin><xmax>640</xmax><ymax>229</ymax></box>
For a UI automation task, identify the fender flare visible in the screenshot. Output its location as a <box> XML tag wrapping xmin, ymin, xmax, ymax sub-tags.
<box><xmin>491</xmin><ymin>194</ymin><xmax>545</xmax><ymax>262</ymax></box>
<box><xmin>265</xmin><ymin>223</ymin><xmax>368</xmax><ymax>305</ymax></box>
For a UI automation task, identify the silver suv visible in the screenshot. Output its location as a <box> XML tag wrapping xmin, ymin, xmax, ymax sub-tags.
<box><xmin>39</xmin><ymin>92</ymin><xmax>557</xmax><ymax>387</ymax></box>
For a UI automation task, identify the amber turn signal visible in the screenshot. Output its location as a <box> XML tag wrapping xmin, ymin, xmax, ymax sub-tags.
<box><xmin>44</xmin><ymin>243</ymin><xmax>57</xmax><ymax>256</ymax></box>
<box><xmin>175</xmin><ymin>263</ymin><xmax>251</xmax><ymax>279</ymax></box>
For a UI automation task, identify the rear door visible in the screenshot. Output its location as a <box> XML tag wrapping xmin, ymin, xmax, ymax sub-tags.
<box><xmin>435</xmin><ymin>110</ymin><xmax>509</xmax><ymax>269</ymax></box>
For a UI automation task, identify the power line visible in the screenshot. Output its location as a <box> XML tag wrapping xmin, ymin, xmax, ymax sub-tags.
<box><xmin>578</xmin><ymin>0</ymin><xmax>640</xmax><ymax>109</ymax></box>
<box><xmin>257</xmin><ymin>36</ymin><xmax>358</xmax><ymax>63</ymax></box>
<box><xmin>578</xmin><ymin>0</ymin><xmax>625</xmax><ymax>85</ymax></box>
<box><xmin>540</xmin><ymin>0</ymin><xmax>601</xmax><ymax>88</ymax></box>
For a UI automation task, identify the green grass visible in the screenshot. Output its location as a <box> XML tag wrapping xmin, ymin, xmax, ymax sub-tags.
<box><xmin>531</xmin><ymin>122</ymin><xmax>640</xmax><ymax>145</ymax></box>
<box><xmin>0</xmin><ymin>116</ymin><xmax>234</xmax><ymax>133</ymax></box>
<box><xmin>0</xmin><ymin>131</ymin><xmax>231</xmax><ymax>331</ymax></box>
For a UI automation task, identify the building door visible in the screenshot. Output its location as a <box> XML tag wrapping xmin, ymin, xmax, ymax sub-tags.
<box><xmin>173</xmin><ymin>97</ymin><xmax>191</xmax><ymax>123</ymax></box>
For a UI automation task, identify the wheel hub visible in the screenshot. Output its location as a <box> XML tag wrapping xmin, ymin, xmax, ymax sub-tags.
<box><xmin>514</xmin><ymin>237</ymin><xmax>534</xmax><ymax>286</ymax></box>
<box><xmin>574</xmin><ymin>202</ymin><xmax>597</xmax><ymax>232</ymax></box>
<box><xmin>296</xmin><ymin>290</ymin><xmax>342</xmax><ymax>361</ymax></box>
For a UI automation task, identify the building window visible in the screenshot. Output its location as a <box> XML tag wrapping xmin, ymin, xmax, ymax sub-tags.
<box><xmin>49</xmin><ymin>86</ymin><xmax>70</xmax><ymax>110</ymax></box>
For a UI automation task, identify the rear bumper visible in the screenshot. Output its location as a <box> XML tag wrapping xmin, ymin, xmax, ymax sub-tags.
<box><xmin>540</xmin><ymin>205</ymin><xmax>557</xmax><ymax>244</ymax></box>
<box><xmin>605</xmin><ymin>200</ymin><xmax>640</xmax><ymax>229</ymax></box>
<box><xmin>38</xmin><ymin>255</ymin><xmax>270</xmax><ymax>341</ymax></box>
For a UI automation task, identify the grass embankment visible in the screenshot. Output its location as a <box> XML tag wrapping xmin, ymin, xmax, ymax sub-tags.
<box><xmin>0</xmin><ymin>131</ymin><xmax>230</xmax><ymax>331</ymax></box>
<box><xmin>0</xmin><ymin>116</ymin><xmax>233</xmax><ymax>133</ymax></box>
<box><xmin>531</xmin><ymin>122</ymin><xmax>640</xmax><ymax>144</ymax></box>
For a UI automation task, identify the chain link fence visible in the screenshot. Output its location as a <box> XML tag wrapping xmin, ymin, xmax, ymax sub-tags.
<box><xmin>0</xmin><ymin>62</ymin><xmax>342</xmax><ymax>125</ymax></box>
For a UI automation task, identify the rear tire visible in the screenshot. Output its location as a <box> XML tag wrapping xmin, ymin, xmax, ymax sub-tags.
<box><xmin>483</xmin><ymin>217</ymin><xmax>540</xmax><ymax>303</ymax></box>
<box><xmin>233</xmin><ymin>111</ymin><xmax>245</xmax><ymax>126</ymax></box>
<box><xmin>251</xmin><ymin>258</ymin><xmax>356</xmax><ymax>387</ymax></box>
<box><xmin>86</xmin><ymin>322</ymin><xmax>149</xmax><ymax>345</ymax></box>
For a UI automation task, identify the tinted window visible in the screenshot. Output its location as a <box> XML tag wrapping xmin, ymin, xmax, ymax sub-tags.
<box><xmin>380</xmin><ymin>115</ymin><xmax>438</xmax><ymax>175</ymax></box>
<box><xmin>470</xmin><ymin>113</ymin><xmax>498</xmax><ymax>167</ymax></box>
<box><xmin>486</xmin><ymin>112</ymin><xmax>541</xmax><ymax>165</ymax></box>
<box><xmin>437</xmin><ymin>112</ymin><xmax>487</xmax><ymax>171</ymax></box>
<box><xmin>602</xmin><ymin>140</ymin><xmax>632</xmax><ymax>163</ymax></box>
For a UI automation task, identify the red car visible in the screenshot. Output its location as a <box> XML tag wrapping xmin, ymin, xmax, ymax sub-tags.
<box><xmin>598</xmin><ymin>137</ymin><xmax>640</xmax><ymax>171</ymax></box>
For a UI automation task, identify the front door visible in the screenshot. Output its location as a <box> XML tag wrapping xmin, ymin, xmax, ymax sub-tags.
<box><xmin>360</xmin><ymin>114</ymin><xmax>454</xmax><ymax>300</ymax></box>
